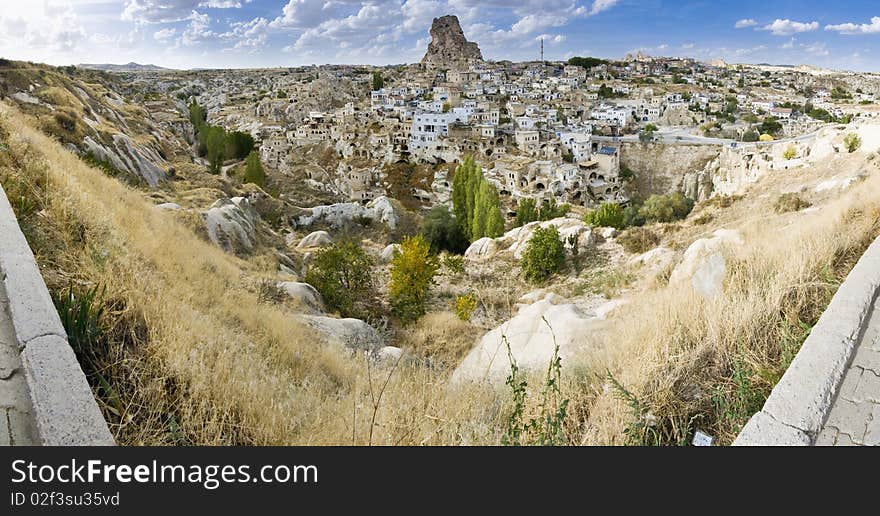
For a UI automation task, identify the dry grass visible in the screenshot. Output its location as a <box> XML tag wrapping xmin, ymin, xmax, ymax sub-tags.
<box><xmin>0</xmin><ymin>101</ymin><xmax>505</xmax><ymax>445</ymax></box>
<box><xmin>4</xmin><ymin>93</ymin><xmax>880</xmax><ymax>447</ymax></box>
<box><xmin>581</xmin><ymin>161</ymin><xmax>880</xmax><ymax>445</ymax></box>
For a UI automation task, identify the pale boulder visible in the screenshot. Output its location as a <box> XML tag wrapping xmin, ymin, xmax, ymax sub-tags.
<box><xmin>295</xmin><ymin>314</ymin><xmax>382</xmax><ymax>351</ymax></box>
<box><xmin>464</xmin><ymin>237</ymin><xmax>498</xmax><ymax>260</ymax></box>
<box><xmin>277</xmin><ymin>282</ymin><xmax>324</xmax><ymax>313</ymax></box>
<box><xmin>297</xmin><ymin>230</ymin><xmax>333</xmax><ymax>250</ymax></box>
<box><xmin>202</xmin><ymin>197</ymin><xmax>259</xmax><ymax>255</ymax></box>
<box><xmin>669</xmin><ymin>229</ymin><xmax>743</xmax><ymax>298</ymax></box>
<box><xmin>451</xmin><ymin>299</ymin><xmax>602</xmax><ymax>385</ymax></box>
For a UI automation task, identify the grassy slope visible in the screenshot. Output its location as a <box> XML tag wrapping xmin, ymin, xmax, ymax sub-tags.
<box><xmin>2</xmin><ymin>92</ymin><xmax>879</xmax><ymax>445</ymax></box>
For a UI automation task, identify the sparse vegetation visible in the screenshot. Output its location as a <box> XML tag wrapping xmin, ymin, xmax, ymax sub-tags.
<box><xmin>389</xmin><ymin>235</ymin><xmax>440</xmax><ymax>323</ymax></box>
<box><xmin>844</xmin><ymin>133</ymin><xmax>862</xmax><ymax>153</ymax></box>
<box><xmin>639</xmin><ymin>192</ymin><xmax>694</xmax><ymax>223</ymax></box>
<box><xmin>584</xmin><ymin>202</ymin><xmax>624</xmax><ymax>229</ymax></box>
<box><xmin>774</xmin><ymin>192</ymin><xmax>811</xmax><ymax>213</ymax></box>
<box><xmin>453</xmin><ymin>293</ymin><xmax>478</xmax><ymax>321</ymax></box>
<box><xmin>304</xmin><ymin>241</ymin><xmax>375</xmax><ymax>319</ymax></box>
<box><xmin>617</xmin><ymin>227</ymin><xmax>661</xmax><ymax>254</ymax></box>
<box><xmin>521</xmin><ymin>226</ymin><xmax>565</xmax><ymax>283</ymax></box>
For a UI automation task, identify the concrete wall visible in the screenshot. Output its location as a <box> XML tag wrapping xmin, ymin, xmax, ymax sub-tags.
<box><xmin>0</xmin><ymin>185</ymin><xmax>114</xmax><ymax>446</ymax></box>
<box><xmin>734</xmin><ymin>235</ymin><xmax>880</xmax><ymax>445</ymax></box>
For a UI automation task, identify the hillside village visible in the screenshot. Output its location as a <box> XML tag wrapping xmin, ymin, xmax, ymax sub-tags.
<box><xmin>2</xmin><ymin>14</ymin><xmax>880</xmax><ymax>446</ymax></box>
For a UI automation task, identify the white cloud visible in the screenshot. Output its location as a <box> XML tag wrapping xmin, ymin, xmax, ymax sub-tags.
<box><xmin>781</xmin><ymin>37</ymin><xmax>795</xmax><ymax>49</ymax></box>
<box><xmin>681</xmin><ymin>42</ymin><xmax>694</xmax><ymax>49</ymax></box>
<box><xmin>734</xmin><ymin>19</ymin><xmax>758</xmax><ymax>29</ymax></box>
<box><xmin>154</xmin><ymin>27</ymin><xmax>177</xmax><ymax>40</ymax></box>
<box><xmin>0</xmin><ymin>2</ymin><xmax>86</xmax><ymax>52</ymax></box>
<box><xmin>178</xmin><ymin>11</ymin><xmax>214</xmax><ymax>46</ymax></box>
<box><xmin>825</xmin><ymin>17</ymin><xmax>880</xmax><ymax>35</ymax></box>
<box><xmin>122</xmin><ymin>0</ymin><xmax>245</xmax><ymax>24</ymax></box>
<box><xmin>588</xmin><ymin>0</ymin><xmax>619</xmax><ymax>16</ymax></box>
<box><xmin>802</xmin><ymin>41</ymin><xmax>829</xmax><ymax>56</ymax></box>
<box><xmin>760</xmin><ymin>19</ymin><xmax>819</xmax><ymax>36</ymax></box>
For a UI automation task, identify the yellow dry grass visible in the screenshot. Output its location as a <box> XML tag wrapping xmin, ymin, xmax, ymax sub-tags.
<box><xmin>3</xmin><ymin>93</ymin><xmax>880</xmax><ymax>446</ymax></box>
<box><xmin>0</xmin><ymin>101</ymin><xmax>503</xmax><ymax>445</ymax></box>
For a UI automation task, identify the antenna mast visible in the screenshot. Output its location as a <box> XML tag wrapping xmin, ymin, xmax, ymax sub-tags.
<box><xmin>541</xmin><ymin>38</ymin><xmax>544</xmax><ymax>63</ymax></box>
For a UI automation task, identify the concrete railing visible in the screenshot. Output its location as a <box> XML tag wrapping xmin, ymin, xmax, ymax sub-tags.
<box><xmin>734</xmin><ymin>235</ymin><xmax>880</xmax><ymax>445</ymax></box>
<box><xmin>0</xmin><ymin>185</ymin><xmax>114</xmax><ymax>446</ymax></box>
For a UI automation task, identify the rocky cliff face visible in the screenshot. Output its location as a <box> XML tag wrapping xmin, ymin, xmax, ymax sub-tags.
<box><xmin>421</xmin><ymin>15</ymin><xmax>482</xmax><ymax>69</ymax></box>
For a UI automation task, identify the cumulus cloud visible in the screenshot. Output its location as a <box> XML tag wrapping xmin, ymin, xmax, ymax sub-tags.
<box><xmin>760</xmin><ymin>19</ymin><xmax>819</xmax><ymax>36</ymax></box>
<box><xmin>0</xmin><ymin>2</ymin><xmax>86</xmax><ymax>52</ymax></box>
<box><xmin>825</xmin><ymin>17</ymin><xmax>880</xmax><ymax>35</ymax></box>
<box><xmin>122</xmin><ymin>0</ymin><xmax>246</xmax><ymax>24</ymax></box>
<box><xmin>153</xmin><ymin>27</ymin><xmax>177</xmax><ymax>40</ymax></box>
<box><xmin>734</xmin><ymin>18</ymin><xmax>758</xmax><ymax>29</ymax></box>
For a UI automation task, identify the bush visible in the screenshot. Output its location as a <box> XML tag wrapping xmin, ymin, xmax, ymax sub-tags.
<box><xmin>584</xmin><ymin>202</ymin><xmax>624</xmax><ymax>229</ymax></box>
<box><xmin>617</xmin><ymin>227</ymin><xmax>661</xmax><ymax>254</ymax></box>
<box><xmin>389</xmin><ymin>235</ymin><xmax>439</xmax><ymax>323</ymax></box>
<box><xmin>783</xmin><ymin>146</ymin><xmax>797</xmax><ymax>160</ymax></box>
<box><xmin>639</xmin><ymin>193</ymin><xmax>694</xmax><ymax>223</ymax></box>
<box><xmin>742</xmin><ymin>131</ymin><xmax>759</xmax><ymax>142</ymax></box>
<box><xmin>774</xmin><ymin>193</ymin><xmax>811</xmax><ymax>213</ymax></box>
<box><xmin>304</xmin><ymin>241</ymin><xmax>374</xmax><ymax>318</ymax></box>
<box><xmin>441</xmin><ymin>254</ymin><xmax>465</xmax><ymax>275</ymax></box>
<box><xmin>521</xmin><ymin>226</ymin><xmax>565</xmax><ymax>283</ymax></box>
<box><xmin>453</xmin><ymin>293</ymin><xmax>477</xmax><ymax>321</ymax></box>
<box><xmin>515</xmin><ymin>198</ymin><xmax>538</xmax><ymax>227</ymax></box>
<box><xmin>242</xmin><ymin>151</ymin><xmax>265</xmax><ymax>187</ymax></box>
<box><xmin>844</xmin><ymin>133</ymin><xmax>862</xmax><ymax>153</ymax></box>
<box><xmin>420</xmin><ymin>205</ymin><xmax>469</xmax><ymax>254</ymax></box>
<box><xmin>539</xmin><ymin>198</ymin><xmax>570</xmax><ymax>220</ymax></box>
<box><xmin>622</xmin><ymin>204</ymin><xmax>645</xmax><ymax>227</ymax></box>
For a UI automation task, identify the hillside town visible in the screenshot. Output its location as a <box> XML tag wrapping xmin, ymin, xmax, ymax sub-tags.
<box><xmin>107</xmin><ymin>15</ymin><xmax>878</xmax><ymax>223</ymax></box>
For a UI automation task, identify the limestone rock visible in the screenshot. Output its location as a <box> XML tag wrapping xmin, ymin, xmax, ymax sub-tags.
<box><xmin>296</xmin><ymin>314</ymin><xmax>383</xmax><ymax>351</ymax></box>
<box><xmin>202</xmin><ymin>197</ymin><xmax>259</xmax><ymax>255</ymax></box>
<box><xmin>421</xmin><ymin>15</ymin><xmax>483</xmax><ymax>70</ymax></box>
<box><xmin>293</xmin><ymin>196</ymin><xmax>399</xmax><ymax>229</ymax></box>
<box><xmin>277</xmin><ymin>282</ymin><xmax>324</xmax><ymax>314</ymax></box>
<box><xmin>670</xmin><ymin>229</ymin><xmax>743</xmax><ymax>297</ymax></box>
<box><xmin>379</xmin><ymin>243</ymin><xmax>400</xmax><ymax>264</ymax></box>
<box><xmin>297</xmin><ymin>230</ymin><xmax>333</xmax><ymax>250</ymax></box>
<box><xmin>464</xmin><ymin>237</ymin><xmax>498</xmax><ymax>260</ymax></box>
<box><xmin>451</xmin><ymin>299</ymin><xmax>602</xmax><ymax>385</ymax></box>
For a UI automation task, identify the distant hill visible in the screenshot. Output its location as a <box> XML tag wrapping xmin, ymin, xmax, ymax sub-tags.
<box><xmin>77</xmin><ymin>62</ymin><xmax>169</xmax><ymax>72</ymax></box>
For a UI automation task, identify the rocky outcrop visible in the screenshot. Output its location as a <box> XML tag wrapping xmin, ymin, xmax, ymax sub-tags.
<box><xmin>451</xmin><ymin>296</ymin><xmax>607</xmax><ymax>385</ymax></box>
<box><xmin>277</xmin><ymin>282</ymin><xmax>324</xmax><ymax>314</ymax></box>
<box><xmin>421</xmin><ymin>15</ymin><xmax>482</xmax><ymax>70</ymax></box>
<box><xmin>202</xmin><ymin>197</ymin><xmax>259</xmax><ymax>255</ymax></box>
<box><xmin>296</xmin><ymin>314</ymin><xmax>383</xmax><ymax>351</ymax></box>
<box><xmin>292</xmin><ymin>196</ymin><xmax>400</xmax><ymax>230</ymax></box>
<box><xmin>670</xmin><ymin>229</ymin><xmax>743</xmax><ymax>298</ymax></box>
<box><xmin>464</xmin><ymin>218</ymin><xmax>595</xmax><ymax>261</ymax></box>
<box><xmin>296</xmin><ymin>231</ymin><xmax>333</xmax><ymax>250</ymax></box>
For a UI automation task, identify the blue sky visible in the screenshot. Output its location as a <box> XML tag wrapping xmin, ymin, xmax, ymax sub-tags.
<box><xmin>1</xmin><ymin>1</ymin><xmax>879</xmax><ymax>71</ymax></box>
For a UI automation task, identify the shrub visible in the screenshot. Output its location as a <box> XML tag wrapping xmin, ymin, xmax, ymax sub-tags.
<box><xmin>304</xmin><ymin>241</ymin><xmax>374</xmax><ymax>318</ymax></box>
<box><xmin>622</xmin><ymin>204</ymin><xmax>645</xmax><ymax>227</ymax></box>
<box><xmin>389</xmin><ymin>235</ymin><xmax>439</xmax><ymax>323</ymax></box>
<box><xmin>639</xmin><ymin>193</ymin><xmax>694</xmax><ymax>223</ymax></box>
<box><xmin>53</xmin><ymin>111</ymin><xmax>77</xmax><ymax>132</ymax></box>
<box><xmin>742</xmin><ymin>131</ymin><xmax>759</xmax><ymax>142</ymax></box>
<box><xmin>774</xmin><ymin>192</ymin><xmax>811</xmax><ymax>213</ymax></box>
<box><xmin>584</xmin><ymin>202</ymin><xmax>624</xmax><ymax>229</ymax></box>
<box><xmin>521</xmin><ymin>226</ymin><xmax>565</xmax><ymax>283</ymax></box>
<box><xmin>242</xmin><ymin>151</ymin><xmax>266</xmax><ymax>188</ymax></box>
<box><xmin>617</xmin><ymin>227</ymin><xmax>661</xmax><ymax>254</ymax></box>
<box><xmin>844</xmin><ymin>133</ymin><xmax>862</xmax><ymax>153</ymax></box>
<box><xmin>515</xmin><ymin>198</ymin><xmax>538</xmax><ymax>227</ymax></box>
<box><xmin>441</xmin><ymin>254</ymin><xmax>465</xmax><ymax>275</ymax></box>
<box><xmin>420</xmin><ymin>205</ymin><xmax>469</xmax><ymax>254</ymax></box>
<box><xmin>783</xmin><ymin>146</ymin><xmax>797</xmax><ymax>160</ymax></box>
<box><xmin>539</xmin><ymin>198</ymin><xmax>570</xmax><ymax>220</ymax></box>
<box><xmin>453</xmin><ymin>293</ymin><xmax>477</xmax><ymax>321</ymax></box>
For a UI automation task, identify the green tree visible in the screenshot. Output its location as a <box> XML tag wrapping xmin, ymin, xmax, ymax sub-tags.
<box><xmin>389</xmin><ymin>235</ymin><xmax>440</xmax><ymax>323</ymax></box>
<box><xmin>521</xmin><ymin>226</ymin><xmax>565</xmax><ymax>283</ymax></box>
<box><xmin>515</xmin><ymin>198</ymin><xmax>538</xmax><ymax>227</ymax></box>
<box><xmin>305</xmin><ymin>241</ymin><xmax>375</xmax><ymax>318</ymax></box>
<box><xmin>225</xmin><ymin>131</ymin><xmax>255</xmax><ymax>160</ymax></box>
<box><xmin>451</xmin><ymin>156</ymin><xmax>503</xmax><ymax>241</ymax></box>
<box><xmin>372</xmin><ymin>72</ymin><xmax>384</xmax><ymax>91</ymax></box>
<box><xmin>205</xmin><ymin>125</ymin><xmax>227</xmax><ymax>174</ymax></box>
<box><xmin>584</xmin><ymin>202</ymin><xmax>625</xmax><ymax>229</ymax></box>
<box><xmin>420</xmin><ymin>205</ymin><xmax>469</xmax><ymax>254</ymax></box>
<box><xmin>639</xmin><ymin>193</ymin><xmax>693</xmax><ymax>223</ymax></box>
<box><xmin>242</xmin><ymin>151</ymin><xmax>266</xmax><ymax>187</ymax></box>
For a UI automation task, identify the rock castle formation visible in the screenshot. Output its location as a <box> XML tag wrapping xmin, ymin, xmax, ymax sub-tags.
<box><xmin>421</xmin><ymin>15</ymin><xmax>483</xmax><ymax>70</ymax></box>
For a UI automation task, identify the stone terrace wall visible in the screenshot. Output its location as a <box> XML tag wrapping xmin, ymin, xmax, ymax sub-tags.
<box><xmin>0</xmin><ymin>184</ymin><xmax>114</xmax><ymax>446</ymax></box>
